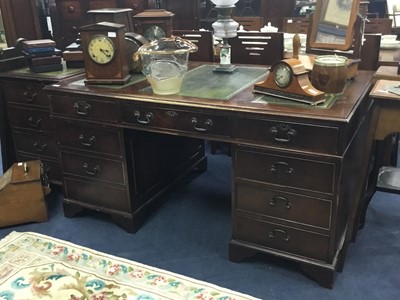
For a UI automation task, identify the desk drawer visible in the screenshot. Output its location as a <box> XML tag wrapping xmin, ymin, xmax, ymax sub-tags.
<box><xmin>17</xmin><ymin>153</ymin><xmax>62</xmax><ymax>184</ymax></box>
<box><xmin>13</xmin><ymin>131</ymin><xmax>57</xmax><ymax>158</ymax></box>
<box><xmin>121</xmin><ymin>104</ymin><xmax>230</xmax><ymax>137</ymax></box>
<box><xmin>51</xmin><ymin>96</ymin><xmax>119</xmax><ymax>122</ymax></box>
<box><xmin>124</xmin><ymin>0</ymin><xmax>144</xmax><ymax>12</ymax></box>
<box><xmin>233</xmin><ymin>215</ymin><xmax>330</xmax><ymax>261</ymax></box>
<box><xmin>235</xmin><ymin>148</ymin><xmax>336</xmax><ymax>195</ymax></box>
<box><xmin>8</xmin><ymin>106</ymin><xmax>53</xmax><ymax>133</ymax></box>
<box><xmin>235</xmin><ymin>183</ymin><xmax>331</xmax><ymax>229</ymax></box>
<box><xmin>55</xmin><ymin>119</ymin><xmax>123</xmax><ymax>156</ymax></box>
<box><xmin>59</xmin><ymin>21</ymin><xmax>83</xmax><ymax>42</ymax></box>
<box><xmin>3</xmin><ymin>81</ymin><xmax>48</xmax><ymax>107</ymax></box>
<box><xmin>60</xmin><ymin>152</ymin><xmax>125</xmax><ymax>185</ymax></box>
<box><xmin>64</xmin><ymin>178</ymin><xmax>130</xmax><ymax>211</ymax></box>
<box><xmin>59</xmin><ymin>1</ymin><xmax>83</xmax><ymax>20</ymax></box>
<box><xmin>232</xmin><ymin>117</ymin><xmax>339</xmax><ymax>154</ymax></box>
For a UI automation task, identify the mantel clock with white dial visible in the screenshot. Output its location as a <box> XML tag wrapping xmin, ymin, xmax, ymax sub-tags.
<box><xmin>133</xmin><ymin>9</ymin><xmax>174</xmax><ymax>42</ymax></box>
<box><xmin>253</xmin><ymin>58</ymin><xmax>325</xmax><ymax>105</ymax></box>
<box><xmin>80</xmin><ymin>22</ymin><xmax>131</xmax><ymax>85</ymax></box>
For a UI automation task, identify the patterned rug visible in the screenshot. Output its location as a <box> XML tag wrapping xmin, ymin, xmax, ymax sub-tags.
<box><xmin>0</xmin><ymin>231</ymin><xmax>260</xmax><ymax>300</ymax></box>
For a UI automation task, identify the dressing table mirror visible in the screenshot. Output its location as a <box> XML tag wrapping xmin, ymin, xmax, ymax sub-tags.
<box><xmin>0</xmin><ymin>0</ymin><xmax>45</xmax><ymax>49</ymax></box>
<box><xmin>308</xmin><ymin>0</ymin><xmax>361</xmax><ymax>51</ymax></box>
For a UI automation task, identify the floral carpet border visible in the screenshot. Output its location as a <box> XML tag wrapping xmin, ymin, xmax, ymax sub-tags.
<box><xmin>0</xmin><ymin>231</ymin><xmax>260</xmax><ymax>300</ymax></box>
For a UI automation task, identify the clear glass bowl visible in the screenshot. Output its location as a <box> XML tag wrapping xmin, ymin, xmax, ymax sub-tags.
<box><xmin>138</xmin><ymin>36</ymin><xmax>198</xmax><ymax>95</ymax></box>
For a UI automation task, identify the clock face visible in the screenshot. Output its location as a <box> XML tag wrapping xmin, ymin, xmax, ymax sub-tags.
<box><xmin>88</xmin><ymin>35</ymin><xmax>116</xmax><ymax>65</ymax></box>
<box><xmin>274</xmin><ymin>63</ymin><xmax>292</xmax><ymax>88</ymax></box>
<box><xmin>144</xmin><ymin>25</ymin><xmax>166</xmax><ymax>42</ymax></box>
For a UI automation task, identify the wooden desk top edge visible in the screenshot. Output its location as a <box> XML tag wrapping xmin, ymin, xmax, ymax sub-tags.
<box><xmin>43</xmin><ymin>63</ymin><xmax>375</xmax><ymax>123</ymax></box>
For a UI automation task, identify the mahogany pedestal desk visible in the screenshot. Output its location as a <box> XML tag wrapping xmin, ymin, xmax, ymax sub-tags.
<box><xmin>43</xmin><ymin>63</ymin><xmax>375</xmax><ymax>288</ymax></box>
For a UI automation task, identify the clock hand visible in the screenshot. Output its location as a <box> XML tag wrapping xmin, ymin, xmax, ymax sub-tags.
<box><xmin>100</xmin><ymin>48</ymin><xmax>112</xmax><ymax>58</ymax></box>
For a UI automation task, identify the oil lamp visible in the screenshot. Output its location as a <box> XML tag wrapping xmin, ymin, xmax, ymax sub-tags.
<box><xmin>210</xmin><ymin>0</ymin><xmax>239</xmax><ymax>73</ymax></box>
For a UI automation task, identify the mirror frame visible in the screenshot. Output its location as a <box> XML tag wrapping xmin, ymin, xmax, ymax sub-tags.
<box><xmin>309</xmin><ymin>0</ymin><xmax>361</xmax><ymax>51</ymax></box>
<box><xmin>0</xmin><ymin>0</ymin><xmax>43</xmax><ymax>47</ymax></box>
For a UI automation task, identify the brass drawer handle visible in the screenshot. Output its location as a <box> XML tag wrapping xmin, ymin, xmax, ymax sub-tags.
<box><xmin>23</xmin><ymin>91</ymin><xmax>38</xmax><ymax>103</ymax></box>
<box><xmin>68</xmin><ymin>5</ymin><xmax>74</xmax><ymax>12</ymax></box>
<box><xmin>74</xmin><ymin>100</ymin><xmax>91</xmax><ymax>116</ymax></box>
<box><xmin>133</xmin><ymin>110</ymin><xmax>153</xmax><ymax>124</ymax></box>
<box><xmin>269</xmin><ymin>196</ymin><xmax>292</xmax><ymax>209</ymax></box>
<box><xmin>28</xmin><ymin>117</ymin><xmax>42</xmax><ymax>128</ymax></box>
<box><xmin>83</xmin><ymin>162</ymin><xmax>100</xmax><ymax>176</ymax></box>
<box><xmin>191</xmin><ymin>117</ymin><xmax>213</xmax><ymax>132</ymax></box>
<box><xmin>78</xmin><ymin>134</ymin><xmax>96</xmax><ymax>147</ymax></box>
<box><xmin>268</xmin><ymin>228</ymin><xmax>290</xmax><ymax>242</ymax></box>
<box><xmin>269</xmin><ymin>124</ymin><xmax>297</xmax><ymax>143</ymax></box>
<box><xmin>270</xmin><ymin>161</ymin><xmax>294</xmax><ymax>175</ymax></box>
<box><xmin>33</xmin><ymin>142</ymin><xmax>47</xmax><ymax>153</ymax></box>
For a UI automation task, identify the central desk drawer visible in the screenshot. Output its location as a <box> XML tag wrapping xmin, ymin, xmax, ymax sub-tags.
<box><xmin>235</xmin><ymin>183</ymin><xmax>332</xmax><ymax>229</ymax></box>
<box><xmin>235</xmin><ymin>148</ymin><xmax>336</xmax><ymax>195</ymax></box>
<box><xmin>233</xmin><ymin>215</ymin><xmax>330</xmax><ymax>262</ymax></box>
<box><xmin>55</xmin><ymin>119</ymin><xmax>123</xmax><ymax>156</ymax></box>
<box><xmin>51</xmin><ymin>96</ymin><xmax>119</xmax><ymax>122</ymax></box>
<box><xmin>232</xmin><ymin>117</ymin><xmax>339</xmax><ymax>154</ymax></box>
<box><xmin>60</xmin><ymin>152</ymin><xmax>125</xmax><ymax>185</ymax></box>
<box><xmin>121</xmin><ymin>104</ymin><xmax>230</xmax><ymax>137</ymax></box>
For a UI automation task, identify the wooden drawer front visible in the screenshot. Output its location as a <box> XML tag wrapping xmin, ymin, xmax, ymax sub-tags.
<box><xmin>89</xmin><ymin>0</ymin><xmax>118</xmax><ymax>9</ymax></box>
<box><xmin>59</xmin><ymin>1</ymin><xmax>83</xmax><ymax>19</ymax></box>
<box><xmin>3</xmin><ymin>81</ymin><xmax>48</xmax><ymax>107</ymax></box>
<box><xmin>60</xmin><ymin>21</ymin><xmax>83</xmax><ymax>41</ymax></box>
<box><xmin>13</xmin><ymin>131</ymin><xmax>57</xmax><ymax>157</ymax></box>
<box><xmin>234</xmin><ymin>215</ymin><xmax>330</xmax><ymax>261</ymax></box>
<box><xmin>232</xmin><ymin>117</ymin><xmax>339</xmax><ymax>154</ymax></box>
<box><xmin>123</xmin><ymin>0</ymin><xmax>145</xmax><ymax>12</ymax></box>
<box><xmin>60</xmin><ymin>152</ymin><xmax>125</xmax><ymax>185</ymax></box>
<box><xmin>236</xmin><ymin>184</ymin><xmax>331</xmax><ymax>229</ymax></box>
<box><xmin>51</xmin><ymin>96</ymin><xmax>119</xmax><ymax>122</ymax></box>
<box><xmin>55</xmin><ymin>119</ymin><xmax>122</xmax><ymax>156</ymax></box>
<box><xmin>8</xmin><ymin>106</ymin><xmax>53</xmax><ymax>133</ymax></box>
<box><xmin>121</xmin><ymin>104</ymin><xmax>230</xmax><ymax>137</ymax></box>
<box><xmin>17</xmin><ymin>153</ymin><xmax>62</xmax><ymax>183</ymax></box>
<box><xmin>64</xmin><ymin>178</ymin><xmax>130</xmax><ymax>211</ymax></box>
<box><xmin>235</xmin><ymin>149</ymin><xmax>335</xmax><ymax>195</ymax></box>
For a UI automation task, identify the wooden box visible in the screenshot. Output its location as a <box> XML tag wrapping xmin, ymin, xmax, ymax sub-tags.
<box><xmin>234</xmin><ymin>17</ymin><xmax>264</xmax><ymax>31</ymax></box>
<box><xmin>0</xmin><ymin>160</ymin><xmax>48</xmax><ymax>228</ymax></box>
<box><xmin>87</xmin><ymin>8</ymin><xmax>134</xmax><ymax>32</ymax></box>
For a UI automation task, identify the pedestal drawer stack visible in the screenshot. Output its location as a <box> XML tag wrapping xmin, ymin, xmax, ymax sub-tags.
<box><xmin>50</xmin><ymin>94</ymin><xmax>137</xmax><ymax>231</ymax></box>
<box><xmin>229</xmin><ymin>107</ymin><xmax>374</xmax><ymax>288</ymax></box>
<box><xmin>48</xmin><ymin>91</ymin><xmax>207</xmax><ymax>233</ymax></box>
<box><xmin>0</xmin><ymin>68</ymin><xmax>83</xmax><ymax>184</ymax></box>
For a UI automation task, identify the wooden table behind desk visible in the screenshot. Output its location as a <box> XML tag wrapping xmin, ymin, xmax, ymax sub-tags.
<box><xmin>375</xmin><ymin>65</ymin><xmax>400</xmax><ymax>80</ymax></box>
<box><xmin>379</xmin><ymin>48</ymin><xmax>400</xmax><ymax>67</ymax></box>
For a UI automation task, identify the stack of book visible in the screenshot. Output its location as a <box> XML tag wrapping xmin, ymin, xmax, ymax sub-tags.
<box><xmin>22</xmin><ymin>39</ymin><xmax>63</xmax><ymax>73</ymax></box>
